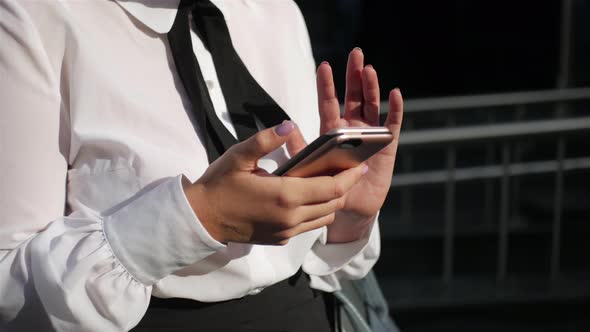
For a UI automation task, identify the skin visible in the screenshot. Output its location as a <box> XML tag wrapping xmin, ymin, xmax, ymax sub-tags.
<box><xmin>183</xmin><ymin>48</ymin><xmax>403</xmax><ymax>245</ymax></box>
<box><xmin>294</xmin><ymin>48</ymin><xmax>404</xmax><ymax>243</ymax></box>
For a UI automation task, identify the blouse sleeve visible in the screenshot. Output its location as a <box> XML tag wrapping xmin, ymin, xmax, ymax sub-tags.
<box><xmin>303</xmin><ymin>214</ymin><xmax>381</xmax><ymax>292</ymax></box>
<box><xmin>0</xmin><ymin>1</ymin><xmax>224</xmax><ymax>330</ymax></box>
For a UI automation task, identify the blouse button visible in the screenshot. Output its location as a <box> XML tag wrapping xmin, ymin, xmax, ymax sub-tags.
<box><xmin>249</xmin><ymin>287</ymin><xmax>263</xmax><ymax>295</ymax></box>
<box><xmin>205</xmin><ymin>79</ymin><xmax>215</xmax><ymax>90</ymax></box>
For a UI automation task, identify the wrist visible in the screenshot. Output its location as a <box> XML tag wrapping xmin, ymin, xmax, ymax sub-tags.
<box><xmin>182</xmin><ymin>176</ymin><xmax>227</xmax><ymax>244</ymax></box>
<box><xmin>326</xmin><ymin>211</ymin><xmax>376</xmax><ymax>243</ymax></box>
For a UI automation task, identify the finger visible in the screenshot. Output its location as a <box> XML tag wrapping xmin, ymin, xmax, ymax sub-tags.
<box><xmin>343</xmin><ymin>48</ymin><xmax>364</xmax><ymax>121</ymax></box>
<box><xmin>269</xmin><ymin>198</ymin><xmax>343</xmax><ymax>232</ymax></box>
<box><xmin>232</xmin><ymin>121</ymin><xmax>295</xmax><ymax>166</ymax></box>
<box><xmin>317</xmin><ymin>62</ymin><xmax>341</xmax><ymax>134</ymax></box>
<box><xmin>292</xmin><ymin>197</ymin><xmax>343</xmax><ymax>224</ymax></box>
<box><xmin>379</xmin><ymin>88</ymin><xmax>404</xmax><ymax>158</ymax></box>
<box><xmin>273</xmin><ymin>213</ymin><xmax>336</xmax><ymax>243</ymax></box>
<box><xmin>286</xmin><ymin>124</ymin><xmax>307</xmax><ymax>157</ymax></box>
<box><xmin>385</xmin><ymin>88</ymin><xmax>404</xmax><ymax>134</ymax></box>
<box><xmin>279</xmin><ymin>163</ymin><xmax>367</xmax><ymax>206</ymax></box>
<box><xmin>362</xmin><ymin>65</ymin><xmax>380</xmax><ymax>126</ymax></box>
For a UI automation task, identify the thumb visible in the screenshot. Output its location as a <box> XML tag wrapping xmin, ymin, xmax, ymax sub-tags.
<box><xmin>233</xmin><ymin>121</ymin><xmax>296</xmax><ymax>163</ymax></box>
<box><xmin>286</xmin><ymin>124</ymin><xmax>307</xmax><ymax>157</ymax></box>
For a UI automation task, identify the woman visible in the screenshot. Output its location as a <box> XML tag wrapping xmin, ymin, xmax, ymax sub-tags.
<box><xmin>0</xmin><ymin>0</ymin><xmax>403</xmax><ymax>330</ymax></box>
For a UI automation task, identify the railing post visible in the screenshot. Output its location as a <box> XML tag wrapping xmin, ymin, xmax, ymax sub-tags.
<box><xmin>497</xmin><ymin>142</ymin><xmax>510</xmax><ymax>281</ymax></box>
<box><xmin>443</xmin><ymin>116</ymin><xmax>456</xmax><ymax>283</ymax></box>
<box><xmin>556</xmin><ymin>0</ymin><xmax>574</xmax><ymax>90</ymax></box>
<box><xmin>484</xmin><ymin>112</ymin><xmax>495</xmax><ymax>225</ymax></box>
<box><xmin>551</xmin><ymin>136</ymin><xmax>566</xmax><ymax>280</ymax></box>
<box><xmin>443</xmin><ymin>145</ymin><xmax>456</xmax><ymax>282</ymax></box>
<box><xmin>512</xmin><ymin>105</ymin><xmax>526</xmax><ymax>218</ymax></box>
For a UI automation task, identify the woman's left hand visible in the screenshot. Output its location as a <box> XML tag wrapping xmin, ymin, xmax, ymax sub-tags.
<box><xmin>288</xmin><ymin>48</ymin><xmax>404</xmax><ymax>243</ymax></box>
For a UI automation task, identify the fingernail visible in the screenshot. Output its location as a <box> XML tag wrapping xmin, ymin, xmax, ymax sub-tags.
<box><xmin>362</xmin><ymin>165</ymin><xmax>369</xmax><ymax>175</ymax></box>
<box><xmin>366</xmin><ymin>64</ymin><xmax>373</xmax><ymax>69</ymax></box>
<box><xmin>321</xmin><ymin>61</ymin><xmax>330</xmax><ymax>66</ymax></box>
<box><xmin>275</xmin><ymin>120</ymin><xmax>295</xmax><ymax>136</ymax></box>
<box><xmin>354</xmin><ymin>47</ymin><xmax>362</xmax><ymax>52</ymax></box>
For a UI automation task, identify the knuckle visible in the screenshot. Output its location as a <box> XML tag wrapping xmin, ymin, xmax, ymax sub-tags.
<box><xmin>225</xmin><ymin>144</ymin><xmax>238</xmax><ymax>155</ymax></box>
<box><xmin>284</xmin><ymin>228</ymin><xmax>298</xmax><ymax>239</ymax></box>
<box><xmin>274</xmin><ymin>229</ymin><xmax>295</xmax><ymax>243</ymax></box>
<box><xmin>251</xmin><ymin>134</ymin><xmax>267</xmax><ymax>152</ymax></box>
<box><xmin>332</xmin><ymin>179</ymin><xmax>345</xmax><ymax>198</ymax></box>
<box><xmin>336</xmin><ymin>198</ymin><xmax>346</xmax><ymax>210</ymax></box>
<box><xmin>223</xmin><ymin>145</ymin><xmax>240</xmax><ymax>162</ymax></box>
<box><xmin>279</xmin><ymin>212</ymin><xmax>299</xmax><ymax>228</ymax></box>
<box><xmin>365</xmin><ymin>100</ymin><xmax>381</xmax><ymax>110</ymax></box>
<box><xmin>276</xmin><ymin>189</ymin><xmax>297</xmax><ymax>208</ymax></box>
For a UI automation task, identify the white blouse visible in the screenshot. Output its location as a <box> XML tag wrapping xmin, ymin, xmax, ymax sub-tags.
<box><xmin>0</xmin><ymin>0</ymin><xmax>380</xmax><ymax>331</ymax></box>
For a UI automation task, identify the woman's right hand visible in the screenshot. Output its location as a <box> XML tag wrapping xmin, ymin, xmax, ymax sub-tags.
<box><xmin>182</xmin><ymin>121</ymin><xmax>367</xmax><ymax>245</ymax></box>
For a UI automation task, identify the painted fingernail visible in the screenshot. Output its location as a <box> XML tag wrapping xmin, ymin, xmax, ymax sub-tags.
<box><xmin>275</xmin><ymin>120</ymin><xmax>295</xmax><ymax>136</ymax></box>
<box><xmin>362</xmin><ymin>165</ymin><xmax>369</xmax><ymax>175</ymax></box>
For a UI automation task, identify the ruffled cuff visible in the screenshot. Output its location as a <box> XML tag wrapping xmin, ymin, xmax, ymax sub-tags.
<box><xmin>102</xmin><ymin>175</ymin><xmax>226</xmax><ymax>285</ymax></box>
<box><xmin>303</xmin><ymin>213</ymin><xmax>381</xmax><ymax>292</ymax></box>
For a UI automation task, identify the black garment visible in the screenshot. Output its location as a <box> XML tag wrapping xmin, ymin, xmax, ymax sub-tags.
<box><xmin>133</xmin><ymin>270</ymin><xmax>335</xmax><ymax>332</ymax></box>
<box><xmin>167</xmin><ymin>0</ymin><xmax>291</xmax><ymax>163</ymax></box>
<box><xmin>136</xmin><ymin>1</ymin><xmax>334</xmax><ymax>331</ymax></box>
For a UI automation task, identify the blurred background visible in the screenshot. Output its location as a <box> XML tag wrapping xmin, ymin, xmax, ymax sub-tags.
<box><xmin>296</xmin><ymin>1</ymin><xmax>590</xmax><ymax>331</ymax></box>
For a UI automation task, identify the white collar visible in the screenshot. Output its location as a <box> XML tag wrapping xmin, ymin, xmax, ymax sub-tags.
<box><xmin>114</xmin><ymin>0</ymin><xmax>226</xmax><ymax>34</ymax></box>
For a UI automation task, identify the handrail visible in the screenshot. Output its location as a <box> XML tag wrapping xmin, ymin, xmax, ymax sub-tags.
<box><xmin>392</xmin><ymin>157</ymin><xmax>590</xmax><ymax>187</ymax></box>
<box><xmin>398</xmin><ymin>116</ymin><xmax>590</xmax><ymax>147</ymax></box>
<box><xmin>379</xmin><ymin>87</ymin><xmax>590</xmax><ymax>113</ymax></box>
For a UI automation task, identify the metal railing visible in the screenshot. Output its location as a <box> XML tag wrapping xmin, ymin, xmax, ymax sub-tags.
<box><xmin>382</xmin><ymin>87</ymin><xmax>590</xmax><ymax>113</ymax></box>
<box><xmin>377</xmin><ymin>87</ymin><xmax>590</xmax><ymax>308</ymax></box>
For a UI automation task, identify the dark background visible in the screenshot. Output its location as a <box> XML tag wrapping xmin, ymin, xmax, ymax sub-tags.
<box><xmin>297</xmin><ymin>0</ymin><xmax>590</xmax><ymax>98</ymax></box>
<box><xmin>296</xmin><ymin>1</ymin><xmax>590</xmax><ymax>331</ymax></box>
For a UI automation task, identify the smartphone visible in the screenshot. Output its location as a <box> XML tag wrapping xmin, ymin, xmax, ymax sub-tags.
<box><xmin>273</xmin><ymin>127</ymin><xmax>393</xmax><ymax>177</ymax></box>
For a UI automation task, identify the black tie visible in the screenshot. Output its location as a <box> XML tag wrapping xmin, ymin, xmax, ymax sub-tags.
<box><xmin>167</xmin><ymin>0</ymin><xmax>291</xmax><ymax>163</ymax></box>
